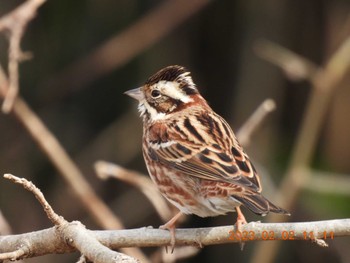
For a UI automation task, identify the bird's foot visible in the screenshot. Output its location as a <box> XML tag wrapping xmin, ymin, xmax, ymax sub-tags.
<box><xmin>160</xmin><ymin>223</ymin><xmax>176</xmax><ymax>253</ymax></box>
<box><xmin>235</xmin><ymin>207</ymin><xmax>248</xmax><ymax>251</ymax></box>
<box><xmin>159</xmin><ymin>211</ymin><xmax>183</xmax><ymax>253</ymax></box>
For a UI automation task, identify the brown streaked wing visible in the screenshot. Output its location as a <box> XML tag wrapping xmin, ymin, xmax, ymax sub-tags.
<box><xmin>147</xmin><ymin>112</ymin><xmax>261</xmax><ymax>193</ymax></box>
<box><xmin>215</xmin><ymin>113</ymin><xmax>262</xmax><ymax>192</ymax></box>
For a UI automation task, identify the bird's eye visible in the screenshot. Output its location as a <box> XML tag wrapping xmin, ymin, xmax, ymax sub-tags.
<box><xmin>151</xmin><ymin>90</ymin><xmax>161</xmax><ymax>98</ymax></box>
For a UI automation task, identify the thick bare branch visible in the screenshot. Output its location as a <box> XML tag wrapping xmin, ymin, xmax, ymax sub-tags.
<box><xmin>0</xmin><ymin>2</ymin><xmax>149</xmax><ymax>259</ymax></box>
<box><xmin>0</xmin><ymin>248</ymin><xmax>26</xmax><ymax>261</ymax></box>
<box><xmin>98</xmin><ymin>219</ymin><xmax>348</xmax><ymax>248</ymax></box>
<box><xmin>0</xmin><ymin>65</ymin><xmax>148</xmax><ymax>262</ymax></box>
<box><xmin>0</xmin><ymin>175</ymin><xmax>138</xmax><ymax>263</ymax></box>
<box><xmin>59</xmin><ymin>221</ymin><xmax>139</xmax><ymax>263</ymax></box>
<box><xmin>0</xmin><ymin>219</ymin><xmax>349</xmax><ymax>260</ymax></box>
<box><xmin>0</xmin><ymin>223</ymin><xmax>139</xmax><ymax>263</ymax></box>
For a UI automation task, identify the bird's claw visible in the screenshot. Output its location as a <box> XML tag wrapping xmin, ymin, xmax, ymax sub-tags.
<box><xmin>235</xmin><ymin>207</ymin><xmax>248</xmax><ymax>251</ymax></box>
<box><xmin>160</xmin><ymin>224</ymin><xmax>176</xmax><ymax>253</ymax></box>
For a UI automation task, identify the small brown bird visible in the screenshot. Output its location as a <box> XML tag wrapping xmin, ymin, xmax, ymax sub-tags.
<box><xmin>125</xmin><ymin>65</ymin><xmax>289</xmax><ymax>249</ymax></box>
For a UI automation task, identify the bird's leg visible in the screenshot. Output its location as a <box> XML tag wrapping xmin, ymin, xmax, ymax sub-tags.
<box><xmin>235</xmin><ymin>206</ymin><xmax>247</xmax><ymax>250</ymax></box>
<box><xmin>159</xmin><ymin>211</ymin><xmax>183</xmax><ymax>253</ymax></box>
<box><xmin>236</xmin><ymin>206</ymin><xmax>247</xmax><ymax>229</ymax></box>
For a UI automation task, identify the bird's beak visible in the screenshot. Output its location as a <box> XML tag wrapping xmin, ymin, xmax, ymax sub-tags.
<box><xmin>124</xmin><ymin>87</ymin><xmax>144</xmax><ymax>101</ymax></box>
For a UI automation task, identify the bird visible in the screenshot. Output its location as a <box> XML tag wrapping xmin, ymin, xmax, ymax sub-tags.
<box><xmin>124</xmin><ymin>65</ymin><xmax>289</xmax><ymax>250</ymax></box>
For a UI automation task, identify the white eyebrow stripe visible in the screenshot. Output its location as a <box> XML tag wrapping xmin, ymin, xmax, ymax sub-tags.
<box><xmin>157</xmin><ymin>81</ymin><xmax>193</xmax><ymax>103</ymax></box>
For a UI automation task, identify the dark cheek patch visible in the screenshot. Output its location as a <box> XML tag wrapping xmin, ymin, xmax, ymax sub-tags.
<box><xmin>157</xmin><ymin>100</ymin><xmax>171</xmax><ymax>113</ymax></box>
<box><xmin>155</xmin><ymin>98</ymin><xmax>181</xmax><ymax>113</ymax></box>
<box><xmin>147</xmin><ymin>94</ymin><xmax>180</xmax><ymax>113</ymax></box>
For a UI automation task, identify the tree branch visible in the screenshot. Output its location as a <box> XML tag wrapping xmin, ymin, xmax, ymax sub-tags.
<box><xmin>94</xmin><ymin>97</ymin><xmax>279</xmax><ymax>262</ymax></box>
<box><xmin>303</xmin><ymin>170</ymin><xmax>350</xmax><ymax>196</ymax></box>
<box><xmin>1</xmin><ymin>174</ymin><xmax>138</xmax><ymax>263</ymax></box>
<box><xmin>0</xmin><ymin>210</ymin><xmax>11</xmax><ymax>235</ymax></box>
<box><xmin>0</xmin><ymin>0</ymin><xmax>45</xmax><ymax>113</ymax></box>
<box><xmin>236</xmin><ymin>98</ymin><xmax>276</xmax><ymax>146</ymax></box>
<box><xmin>254</xmin><ymin>39</ymin><xmax>318</xmax><ymax>82</ymax></box>
<box><xmin>1</xmin><ymin>218</ymin><xmax>349</xmax><ymax>260</ymax></box>
<box><xmin>41</xmin><ymin>0</ymin><xmax>210</xmax><ymax>98</ymax></box>
<box><xmin>4</xmin><ymin>174</ymin><xmax>64</xmax><ymax>226</ymax></box>
<box><xmin>3</xmin><ymin>174</ymin><xmax>347</xmax><ymax>261</ymax></box>
<box><xmin>251</xmin><ymin>31</ymin><xmax>350</xmax><ymax>263</ymax></box>
<box><xmin>0</xmin><ymin>46</ymin><xmax>148</xmax><ymax>263</ymax></box>
<box><xmin>1</xmin><ymin>4</ymin><xmax>148</xmax><ymax>255</ymax></box>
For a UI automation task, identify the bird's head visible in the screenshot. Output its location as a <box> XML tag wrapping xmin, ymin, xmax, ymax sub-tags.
<box><xmin>125</xmin><ymin>65</ymin><xmax>208</xmax><ymax>121</ymax></box>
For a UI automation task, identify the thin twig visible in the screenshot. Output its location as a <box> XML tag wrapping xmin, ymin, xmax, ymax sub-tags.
<box><xmin>0</xmin><ymin>210</ymin><xmax>12</xmax><ymax>235</ymax></box>
<box><xmin>4</xmin><ymin>174</ymin><xmax>64</xmax><ymax>226</ymax></box>
<box><xmin>254</xmin><ymin>39</ymin><xmax>318</xmax><ymax>82</ymax></box>
<box><xmin>237</xmin><ymin>98</ymin><xmax>276</xmax><ymax>146</ymax></box>
<box><xmin>0</xmin><ymin>55</ymin><xmax>10</xmax><ymax>96</ymax></box>
<box><xmin>0</xmin><ymin>0</ymin><xmax>45</xmax><ymax>113</ymax></box>
<box><xmin>0</xmin><ymin>72</ymin><xmax>148</xmax><ymax>262</ymax></box>
<box><xmin>251</xmin><ymin>34</ymin><xmax>350</xmax><ymax>263</ymax></box>
<box><xmin>303</xmin><ymin>170</ymin><xmax>350</xmax><ymax>196</ymax></box>
<box><xmin>0</xmin><ymin>2</ymin><xmax>148</xmax><ymax>259</ymax></box>
<box><xmin>41</xmin><ymin>0</ymin><xmax>210</xmax><ymax>98</ymax></box>
<box><xmin>10</xmin><ymin>96</ymin><xmax>123</xmax><ymax>230</ymax></box>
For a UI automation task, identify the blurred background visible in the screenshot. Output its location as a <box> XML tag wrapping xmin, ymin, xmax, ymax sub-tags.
<box><xmin>1</xmin><ymin>0</ymin><xmax>350</xmax><ymax>262</ymax></box>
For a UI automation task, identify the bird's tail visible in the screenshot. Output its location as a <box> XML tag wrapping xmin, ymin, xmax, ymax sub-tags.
<box><xmin>267</xmin><ymin>199</ymin><xmax>290</xmax><ymax>216</ymax></box>
<box><xmin>233</xmin><ymin>194</ymin><xmax>290</xmax><ymax>216</ymax></box>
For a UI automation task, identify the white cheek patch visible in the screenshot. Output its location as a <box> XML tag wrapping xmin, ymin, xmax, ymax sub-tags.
<box><xmin>138</xmin><ymin>100</ymin><xmax>166</xmax><ymax>121</ymax></box>
<box><xmin>137</xmin><ymin>103</ymin><xmax>146</xmax><ymax>117</ymax></box>
<box><xmin>157</xmin><ymin>81</ymin><xmax>193</xmax><ymax>103</ymax></box>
